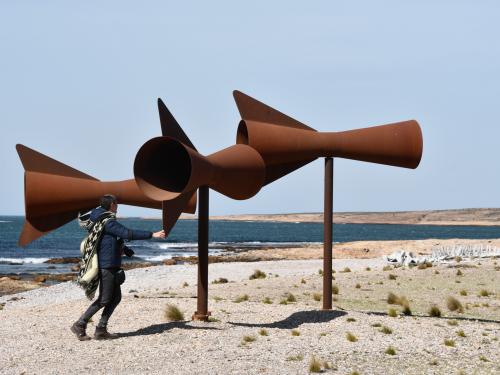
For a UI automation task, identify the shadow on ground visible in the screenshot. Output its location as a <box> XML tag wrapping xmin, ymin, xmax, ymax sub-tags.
<box><xmin>355</xmin><ymin>310</ymin><xmax>500</xmax><ymax>324</ymax></box>
<box><xmin>229</xmin><ymin>309</ymin><xmax>347</xmax><ymax>329</ymax></box>
<box><xmin>118</xmin><ymin>321</ymin><xmax>220</xmax><ymax>338</ymax></box>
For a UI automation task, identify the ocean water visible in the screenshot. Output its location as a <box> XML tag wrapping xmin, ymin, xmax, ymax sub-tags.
<box><xmin>0</xmin><ymin>215</ymin><xmax>499</xmax><ymax>274</ymax></box>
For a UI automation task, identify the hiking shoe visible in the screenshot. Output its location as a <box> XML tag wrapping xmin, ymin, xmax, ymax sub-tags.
<box><xmin>70</xmin><ymin>321</ymin><xmax>91</xmax><ymax>341</ymax></box>
<box><xmin>94</xmin><ymin>326</ymin><xmax>119</xmax><ymax>340</ymax></box>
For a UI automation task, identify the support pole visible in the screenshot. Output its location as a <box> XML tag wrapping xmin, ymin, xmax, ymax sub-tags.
<box><xmin>193</xmin><ymin>185</ymin><xmax>210</xmax><ymax>321</ymax></box>
<box><xmin>323</xmin><ymin>157</ymin><xmax>333</xmax><ymax>310</ymax></box>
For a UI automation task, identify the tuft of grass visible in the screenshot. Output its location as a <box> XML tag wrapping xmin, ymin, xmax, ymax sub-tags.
<box><xmin>291</xmin><ymin>329</ymin><xmax>300</xmax><ymax>336</ymax></box>
<box><xmin>313</xmin><ymin>293</ymin><xmax>322</xmax><ymax>302</ymax></box>
<box><xmin>371</xmin><ymin>323</ymin><xmax>382</xmax><ymax>328</ymax></box>
<box><xmin>387</xmin><ymin>292</ymin><xmax>399</xmax><ymax>304</ymax></box>
<box><xmin>456</xmin><ymin>329</ymin><xmax>466</xmax><ymax>337</ymax></box>
<box><xmin>366</xmin><ymin>267</ymin><xmax>371</xmax><ymax>271</ymax></box>
<box><xmin>385</xmin><ymin>346</ymin><xmax>396</xmax><ymax>355</ymax></box>
<box><xmin>428</xmin><ymin>305</ymin><xmax>441</xmax><ymax>317</ymax></box>
<box><xmin>383</xmin><ymin>265</ymin><xmax>392</xmax><ymax>271</ymax></box>
<box><xmin>208</xmin><ymin>316</ymin><xmax>219</xmax><ymax>322</ymax></box>
<box><xmin>323</xmin><ymin>361</ymin><xmax>333</xmax><ymax>370</ymax></box>
<box><xmin>434</xmin><ymin>270</ymin><xmax>440</xmax><ymax>274</ymax></box>
<box><xmin>286</xmin><ymin>354</ymin><xmax>303</xmax><ymax>361</ymax></box>
<box><xmin>286</xmin><ymin>293</ymin><xmax>297</xmax><ymax>303</ymax></box>
<box><xmin>417</xmin><ymin>263</ymin><xmax>427</xmax><ymax>270</ymax></box>
<box><xmin>182</xmin><ymin>282</ymin><xmax>189</xmax><ymax>287</ymax></box>
<box><xmin>318</xmin><ymin>269</ymin><xmax>323</xmax><ymax>275</ymax></box>
<box><xmin>355</xmin><ymin>283</ymin><xmax>361</xmax><ymax>289</ymax></box>
<box><xmin>301</xmin><ymin>278</ymin><xmax>306</xmax><ymax>284</ymax></box>
<box><xmin>234</xmin><ymin>294</ymin><xmax>249</xmax><ymax>303</ymax></box>
<box><xmin>455</xmin><ymin>256</ymin><xmax>462</xmax><ymax>263</ymax></box>
<box><xmin>429</xmin><ymin>359</ymin><xmax>438</xmax><ymax>366</ymax></box>
<box><xmin>447</xmin><ymin>320</ymin><xmax>459</xmax><ymax>326</ymax></box>
<box><xmin>332</xmin><ymin>284</ymin><xmax>339</xmax><ymax>295</ymax></box>
<box><xmin>212</xmin><ymin>277</ymin><xmax>228</xmax><ymax>284</ymax></box>
<box><xmin>444</xmin><ymin>339</ymin><xmax>455</xmax><ymax>347</ymax></box>
<box><xmin>478</xmin><ymin>289</ymin><xmax>490</xmax><ymax>297</ymax></box>
<box><xmin>341</xmin><ymin>267</ymin><xmax>352</xmax><ymax>273</ymax></box>
<box><xmin>380</xmin><ymin>325</ymin><xmax>392</xmax><ymax>334</ymax></box>
<box><xmin>262</xmin><ymin>297</ymin><xmax>272</xmax><ymax>304</ymax></box>
<box><xmin>388</xmin><ymin>308</ymin><xmax>398</xmax><ymax>317</ymax></box>
<box><xmin>249</xmin><ymin>269</ymin><xmax>266</xmax><ymax>280</ymax></box>
<box><xmin>479</xmin><ymin>355</ymin><xmax>489</xmax><ymax>362</ymax></box>
<box><xmin>213</xmin><ymin>296</ymin><xmax>223</xmax><ymax>302</ymax></box>
<box><xmin>242</xmin><ymin>335</ymin><xmax>256</xmax><ymax>343</ymax></box>
<box><xmin>446</xmin><ymin>296</ymin><xmax>464</xmax><ymax>313</ymax></box>
<box><xmin>456</xmin><ymin>269</ymin><xmax>463</xmax><ymax>276</ymax></box>
<box><xmin>388</xmin><ymin>274</ymin><xmax>397</xmax><ymax>280</ymax></box>
<box><xmin>460</xmin><ymin>289</ymin><xmax>467</xmax><ymax>296</ymax></box>
<box><xmin>398</xmin><ymin>296</ymin><xmax>412</xmax><ymax>315</ymax></box>
<box><xmin>346</xmin><ymin>332</ymin><xmax>358</xmax><ymax>342</ymax></box>
<box><xmin>279</xmin><ymin>299</ymin><xmax>288</xmax><ymax>305</ymax></box>
<box><xmin>347</xmin><ymin>317</ymin><xmax>356</xmax><ymax>322</ymax></box>
<box><xmin>164</xmin><ymin>304</ymin><xmax>184</xmax><ymax>321</ymax></box>
<box><xmin>258</xmin><ymin>328</ymin><xmax>268</xmax><ymax>336</ymax></box>
<box><xmin>309</xmin><ymin>356</ymin><xmax>322</xmax><ymax>373</ymax></box>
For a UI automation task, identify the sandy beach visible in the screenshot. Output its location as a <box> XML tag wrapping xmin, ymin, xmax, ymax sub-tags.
<box><xmin>0</xmin><ymin>253</ymin><xmax>498</xmax><ymax>374</ymax></box>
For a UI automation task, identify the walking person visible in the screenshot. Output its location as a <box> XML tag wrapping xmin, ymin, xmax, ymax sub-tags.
<box><xmin>71</xmin><ymin>194</ymin><xmax>165</xmax><ymax>340</ymax></box>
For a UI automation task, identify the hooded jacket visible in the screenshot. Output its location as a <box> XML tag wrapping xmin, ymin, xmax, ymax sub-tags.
<box><xmin>89</xmin><ymin>207</ymin><xmax>152</xmax><ymax>268</ymax></box>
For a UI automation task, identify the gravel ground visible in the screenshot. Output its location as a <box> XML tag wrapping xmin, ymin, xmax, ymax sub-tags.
<box><xmin>0</xmin><ymin>258</ymin><xmax>498</xmax><ymax>374</ymax></box>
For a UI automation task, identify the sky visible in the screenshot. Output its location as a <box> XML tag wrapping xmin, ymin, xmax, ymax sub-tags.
<box><xmin>1</xmin><ymin>1</ymin><xmax>499</xmax><ymax>217</ymax></box>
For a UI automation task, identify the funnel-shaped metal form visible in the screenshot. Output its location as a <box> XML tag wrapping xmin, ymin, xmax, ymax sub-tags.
<box><xmin>234</xmin><ymin>91</ymin><xmax>423</xmax><ymax>182</ymax></box>
<box><xmin>16</xmin><ymin>144</ymin><xmax>196</xmax><ymax>246</ymax></box>
<box><xmin>134</xmin><ymin>136</ymin><xmax>266</xmax><ymax>201</ymax></box>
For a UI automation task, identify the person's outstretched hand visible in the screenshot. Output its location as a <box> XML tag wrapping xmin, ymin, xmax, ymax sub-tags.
<box><xmin>152</xmin><ymin>230</ymin><xmax>166</xmax><ymax>239</ymax></box>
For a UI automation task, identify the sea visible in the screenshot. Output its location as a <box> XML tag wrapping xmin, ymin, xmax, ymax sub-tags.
<box><xmin>0</xmin><ymin>215</ymin><xmax>499</xmax><ymax>275</ymax></box>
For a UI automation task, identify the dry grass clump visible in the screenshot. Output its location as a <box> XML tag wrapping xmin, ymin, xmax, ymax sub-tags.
<box><xmin>291</xmin><ymin>329</ymin><xmax>300</xmax><ymax>336</ymax></box>
<box><xmin>164</xmin><ymin>304</ymin><xmax>184</xmax><ymax>321</ymax></box>
<box><xmin>447</xmin><ymin>320</ymin><xmax>459</xmax><ymax>326</ymax></box>
<box><xmin>286</xmin><ymin>354</ymin><xmax>303</xmax><ymax>361</ymax></box>
<box><xmin>262</xmin><ymin>297</ymin><xmax>272</xmax><ymax>304</ymax></box>
<box><xmin>371</xmin><ymin>323</ymin><xmax>382</xmax><ymax>328</ymax></box>
<box><xmin>347</xmin><ymin>317</ymin><xmax>356</xmax><ymax>322</ymax></box>
<box><xmin>332</xmin><ymin>284</ymin><xmax>339</xmax><ymax>295</ymax></box>
<box><xmin>182</xmin><ymin>282</ymin><xmax>189</xmax><ymax>287</ymax></box>
<box><xmin>455</xmin><ymin>256</ymin><xmax>462</xmax><ymax>263</ymax></box>
<box><xmin>340</xmin><ymin>267</ymin><xmax>352</xmax><ymax>273</ymax></box>
<box><xmin>285</xmin><ymin>292</ymin><xmax>297</xmax><ymax>303</ymax></box>
<box><xmin>242</xmin><ymin>335</ymin><xmax>256</xmax><ymax>343</ymax></box>
<box><xmin>444</xmin><ymin>339</ymin><xmax>455</xmax><ymax>347</ymax></box>
<box><xmin>456</xmin><ymin>329</ymin><xmax>466</xmax><ymax>337</ymax></box>
<box><xmin>346</xmin><ymin>332</ymin><xmax>358</xmax><ymax>342</ymax></box>
<box><xmin>388</xmin><ymin>274</ymin><xmax>397</xmax><ymax>280</ymax></box>
<box><xmin>366</xmin><ymin>267</ymin><xmax>371</xmax><ymax>271</ymax></box>
<box><xmin>355</xmin><ymin>283</ymin><xmax>361</xmax><ymax>289</ymax></box>
<box><xmin>318</xmin><ymin>269</ymin><xmax>323</xmax><ymax>275</ymax></box>
<box><xmin>388</xmin><ymin>308</ymin><xmax>398</xmax><ymax>317</ymax></box>
<box><xmin>479</xmin><ymin>355</ymin><xmax>489</xmax><ymax>362</ymax></box>
<box><xmin>428</xmin><ymin>305</ymin><xmax>441</xmax><ymax>317</ymax></box>
<box><xmin>309</xmin><ymin>356</ymin><xmax>322</xmax><ymax>373</ymax></box>
<box><xmin>459</xmin><ymin>289</ymin><xmax>467</xmax><ymax>296</ymax></box>
<box><xmin>446</xmin><ymin>296</ymin><xmax>464</xmax><ymax>313</ymax></box>
<box><xmin>456</xmin><ymin>269</ymin><xmax>463</xmax><ymax>276</ymax></box>
<box><xmin>382</xmin><ymin>265</ymin><xmax>392</xmax><ymax>271</ymax></box>
<box><xmin>301</xmin><ymin>278</ymin><xmax>306</xmax><ymax>284</ymax></box>
<box><xmin>387</xmin><ymin>292</ymin><xmax>399</xmax><ymax>304</ymax></box>
<box><xmin>279</xmin><ymin>299</ymin><xmax>288</xmax><ymax>305</ymax></box>
<box><xmin>212</xmin><ymin>277</ymin><xmax>228</xmax><ymax>284</ymax></box>
<box><xmin>385</xmin><ymin>346</ymin><xmax>396</xmax><ymax>355</ymax></box>
<box><xmin>249</xmin><ymin>269</ymin><xmax>266</xmax><ymax>280</ymax></box>
<box><xmin>380</xmin><ymin>325</ymin><xmax>392</xmax><ymax>334</ymax></box>
<box><xmin>478</xmin><ymin>289</ymin><xmax>490</xmax><ymax>297</ymax></box>
<box><xmin>258</xmin><ymin>328</ymin><xmax>268</xmax><ymax>336</ymax></box>
<box><xmin>234</xmin><ymin>294</ymin><xmax>249</xmax><ymax>303</ymax></box>
<box><xmin>313</xmin><ymin>293</ymin><xmax>322</xmax><ymax>301</ymax></box>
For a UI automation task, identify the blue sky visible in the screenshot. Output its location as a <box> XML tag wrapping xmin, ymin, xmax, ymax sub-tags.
<box><xmin>1</xmin><ymin>1</ymin><xmax>499</xmax><ymax>217</ymax></box>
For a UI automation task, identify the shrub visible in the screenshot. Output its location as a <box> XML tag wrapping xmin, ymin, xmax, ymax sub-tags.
<box><xmin>398</xmin><ymin>296</ymin><xmax>412</xmax><ymax>315</ymax></box>
<box><xmin>387</xmin><ymin>292</ymin><xmax>399</xmax><ymax>304</ymax></box>
<box><xmin>262</xmin><ymin>297</ymin><xmax>272</xmax><ymax>304</ymax></box>
<box><xmin>380</xmin><ymin>326</ymin><xmax>392</xmax><ymax>334</ymax></box>
<box><xmin>460</xmin><ymin>289</ymin><xmax>467</xmax><ymax>296</ymax></box>
<box><xmin>388</xmin><ymin>308</ymin><xmax>398</xmax><ymax>317</ymax></box>
<box><xmin>286</xmin><ymin>293</ymin><xmax>297</xmax><ymax>303</ymax></box>
<box><xmin>249</xmin><ymin>269</ymin><xmax>266</xmax><ymax>280</ymax></box>
<box><xmin>428</xmin><ymin>305</ymin><xmax>441</xmax><ymax>317</ymax></box>
<box><xmin>301</xmin><ymin>278</ymin><xmax>306</xmax><ymax>284</ymax></box>
<box><xmin>164</xmin><ymin>304</ymin><xmax>184</xmax><ymax>321</ymax></box>
<box><xmin>355</xmin><ymin>283</ymin><xmax>361</xmax><ymax>289</ymax></box>
<box><xmin>478</xmin><ymin>289</ymin><xmax>490</xmax><ymax>297</ymax></box>
<box><xmin>346</xmin><ymin>332</ymin><xmax>357</xmax><ymax>342</ymax></box>
<box><xmin>182</xmin><ymin>282</ymin><xmax>189</xmax><ymax>287</ymax></box>
<box><xmin>309</xmin><ymin>356</ymin><xmax>322</xmax><ymax>373</ymax></box>
<box><xmin>212</xmin><ymin>277</ymin><xmax>228</xmax><ymax>284</ymax></box>
<box><xmin>313</xmin><ymin>293</ymin><xmax>322</xmax><ymax>301</ymax></box>
<box><xmin>258</xmin><ymin>328</ymin><xmax>268</xmax><ymax>336</ymax></box>
<box><xmin>341</xmin><ymin>267</ymin><xmax>351</xmax><ymax>273</ymax></box>
<box><xmin>291</xmin><ymin>329</ymin><xmax>300</xmax><ymax>336</ymax></box>
<box><xmin>332</xmin><ymin>284</ymin><xmax>339</xmax><ymax>295</ymax></box>
<box><xmin>456</xmin><ymin>330</ymin><xmax>466</xmax><ymax>337</ymax></box>
<box><xmin>444</xmin><ymin>339</ymin><xmax>455</xmax><ymax>347</ymax></box>
<box><xmin>385</xmin><ymin>346</ymin><xmax>396</xmax><ymax>355</ymax></box>
<box><xmin>366</xmin><ymin>267</ymin><xmax>371</xmax><ymax>271</ymax></box>
<box><xmin>242</xmin><ymin>335</ymin><xmax>256</xmax><ymax>343</ymax></box>
<box><xmin>234</xmin><ymin>294</ymin><xmax>249</xmax><ymax>303</ymax></box>
<box><xmin>388</xmin><ymin>274</ymin><xmax>397</xmax><ymax>280</ymax></box>
<box><xmin>455</xmin><ymin>256</ymin><xmax>462</xmax><ymax>263</ymax></box>
<box><xmin>446</xmin><ymin>296</ymin><xmax>464</xmax><ymax>313</ymax></box>
<box><xmin>279</xmin><ymin>299</ymin><xmax>288</xmax><ymax>305</ymax></box>
<box><xmin>456</xmin><ymin>269</ymin><xmax>463</xmax><ymax>276</ymax></box>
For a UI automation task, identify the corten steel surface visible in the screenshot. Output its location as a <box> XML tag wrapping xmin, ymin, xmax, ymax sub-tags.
<box><xmin>323</xmin><ymin>158</ymin><xmax>333</xmax><ymax>310</ymax></box>
<box><xmin>192</xmin><ymin>186</ymin><xmax>210</xmax><ymax>321</ymax></box>
<box><xmin>234</xmin><ymin>91</ymin><xmax>423</xmax><ymax>175</ymax></box>
<box><xmin>16</xmin><ymin>144</ymin><xmax>196</xmax><ymax>247</ymax></box>
<box><xmin>134</xmin><ymin>136</ymin><xmax>266</xmax><ymax>201</ymax></box>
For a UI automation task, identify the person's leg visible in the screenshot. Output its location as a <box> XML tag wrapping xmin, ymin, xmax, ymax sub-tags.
<box><xmin>98</xmin><ymin>274</ymin><xmax>122</xmax><ymax>328</ymax></box>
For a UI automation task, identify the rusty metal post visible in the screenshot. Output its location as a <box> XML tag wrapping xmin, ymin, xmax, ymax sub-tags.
<box><xmin>193</xmin><ymin>185</ymin><xmax>210</xmax><ymax>321</ymax></box>
<box><xmin>323</xmin><ymin>157</ymin><xmax>333</xmax><ymax>310</ymax></box>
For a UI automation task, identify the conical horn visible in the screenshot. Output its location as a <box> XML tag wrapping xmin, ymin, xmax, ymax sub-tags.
<box><xmin>16</xmin><ymin>144</ymin><xmax>196</xmax><ymax>246</ymax></box>
<box><xmin>234</xmin><ymin>91</ymin><xmax>423</xmax><ymax>176</ymax></box>
<box><xmin>134</xmin><ymin>136</ymin><xmax>266</xmax><ymax>201</ymax></box>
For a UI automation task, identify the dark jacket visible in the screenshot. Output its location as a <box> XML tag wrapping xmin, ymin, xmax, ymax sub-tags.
<box><xmin>90</xmin><ymin>207</ymin><xmax>152</xmax><ymax>269</ymax></box>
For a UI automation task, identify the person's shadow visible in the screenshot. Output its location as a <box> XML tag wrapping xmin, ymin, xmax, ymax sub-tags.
<box><xmin>229</xmin><ymin>309</ymin><xmax>347</xmax><ymax>329</ymax></box>
<box><xmin>117</xmin><ymin>321</ymin><xmax>220</xmax><ymax>338</ymax></box>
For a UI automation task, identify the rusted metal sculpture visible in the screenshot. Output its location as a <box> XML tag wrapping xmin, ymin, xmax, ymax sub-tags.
<box><xmin>233</xmin><ymin>90</ymin><xmax>423</xmax><ymax>309</ymax></box>
<box><xmin>16</xmin><ymin>103</ymin><xmax>198</xmax><ymax>247</ymax></box>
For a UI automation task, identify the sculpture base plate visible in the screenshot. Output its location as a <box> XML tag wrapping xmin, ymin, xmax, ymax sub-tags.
<box><xmin>192</xmin><ymin>311</ymin><xmax>211</xmax><ymax>322</ymax></box>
